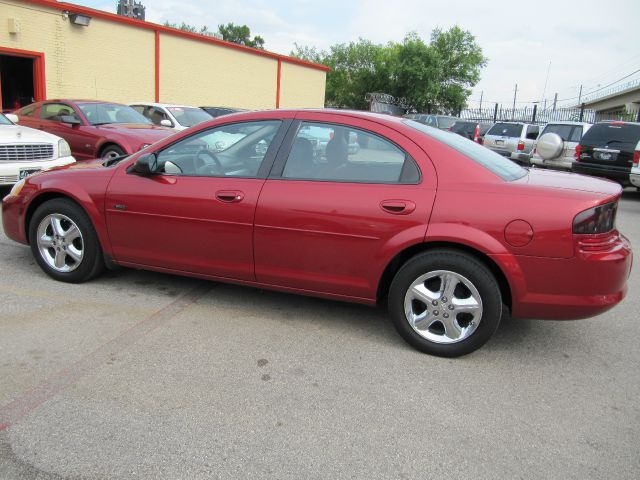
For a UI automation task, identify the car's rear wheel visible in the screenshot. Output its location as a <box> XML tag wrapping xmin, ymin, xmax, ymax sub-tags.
<box><xmin>100</xmin><ymin>145</ymin><xmax>125</xmax><ymax>161</ymax></box>
<box><xmin>29</xmin><ymin>199</ymin><xmax>105</xmax><ymax>283</ymax></box>
<box><xmin>388</xmin><ymin>250</ymin><xmax>502</xmax><ymax>357</ymax></box>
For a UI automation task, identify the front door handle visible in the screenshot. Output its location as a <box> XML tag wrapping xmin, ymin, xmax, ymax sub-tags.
<box><xmin>380</xmin><ymin>200</ymin><xmax>416</xmax><ymax>215</ymax></box>
<box><xmin>216</xmin><ymin>190</ymin><xmax>244</xmax><ymax>203</ymax></box>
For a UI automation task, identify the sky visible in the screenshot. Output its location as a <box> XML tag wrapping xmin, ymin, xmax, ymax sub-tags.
<box><xmin>74</xmin><ymin>0</ymin><xmax>640</xmax><ymax>109</ymax></box>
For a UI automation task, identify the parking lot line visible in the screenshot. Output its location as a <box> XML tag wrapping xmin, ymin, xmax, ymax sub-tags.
<box><xmin>0</xmin><ymin>282</ymin><xmax>211</xmax><ymax>431</ymax></box>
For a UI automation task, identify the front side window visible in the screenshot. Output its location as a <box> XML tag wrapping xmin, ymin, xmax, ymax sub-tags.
<box><xmin>155</xmin><ymin>120</ymin><xmax>281</xmax><ymax>178</ymax></box>
<box><xmin>282</xmin><ymin>122</ymin><xmax>420</xmax><ymax>184</ymax></box>
<box><xmin>41</xmin><ymin>103</ymin><xmax>80</xmax><ymax>122</ymax></box>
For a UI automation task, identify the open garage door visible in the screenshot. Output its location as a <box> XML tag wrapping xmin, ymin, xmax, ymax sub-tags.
<box><xmin>0</xmin><ymin>48</ymin><xmax>46</xmax><ymax>112</ymax></box>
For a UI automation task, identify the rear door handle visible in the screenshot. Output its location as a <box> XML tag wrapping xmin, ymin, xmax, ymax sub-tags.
<box><xmin>216</xmin><ymin>190</ymin><xmax>244</xmax><ymax>203</ymax></box>
<box><xmin>380</xmin><ymin>200</ymin><xmax>416</xmax><ymax>215</ymax></box>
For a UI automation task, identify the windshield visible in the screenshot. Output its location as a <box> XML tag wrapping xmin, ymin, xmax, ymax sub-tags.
<box><xmin>405</xmin><ymin>120</ymin><xmax>527</xmax><ymax>181</ymax></box>
<box><xmin>77</xmin><ymin>103</ymin><xmax>151</xmax><ymax>125</ymax></box>
<box><xmin>487</xmin><ymin>122</ymin><xmax>523</xmax><ymax>138</ymax></box>
<box><xmin>0</xmin><ymin>113</ymin><xmax>13</xmax><ymax>125</ymax></box>
<box><xmin>167</xmin><ymin>107</ymin><xmax>212</xmax><ymax>127</ymax></box>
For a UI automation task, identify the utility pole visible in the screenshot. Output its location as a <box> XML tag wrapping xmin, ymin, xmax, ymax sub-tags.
<box><xmin>553</xmin><ymin>92</ymin><xmax>558</xmax><ymax>111</ymax></box>
<box><xmin>479</xmin><ymin>90</ymin><xmax>483</xmax><ymax>110</ymax></box>
<box><xmin>512</xmin><ymin>83</ymin><xmax>518</xmax><ymax>119</ymax></box>
<box><xmin>577</xmin><ymin>84</ymin><xmax>583</xmax><ymax>105</ymax></box>
<box><xmin>541</xmin><ymin>60</ymin><xmax>551</xmax><ymax>106</ymax></box>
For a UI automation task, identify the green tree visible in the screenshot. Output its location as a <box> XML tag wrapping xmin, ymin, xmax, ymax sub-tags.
<box><xmin>292</xmin><ymin>27</ymin><xmax>486</xmax><ymax>113</ymax></box>
<box><xmin>217</xmin><ymin>23</ymin><xmax>265</xmax><ymax>49</ymax></box>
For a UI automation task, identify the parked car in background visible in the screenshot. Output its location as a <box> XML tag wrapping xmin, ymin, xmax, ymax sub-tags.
<box><xmin>200</xmin><ymin>106</ymin><xmax>247</xmax><ymax>118</ymax></box>
<box><xmin>403</xmin><ymin>114</ymin><xmax>460</xmax><ymax>130</ymax></box>
<box><xmin>130</xmin><ymin>103</ymin><xmax>213</xmax><ymax>131</ymax></box>
<box><xmin>483</xmin><ymin>122</ymin><xmax>539</xmax><ymax>164</ymax></box>
<box><xmin>630</xmin><ymin>139</ymin><xmax>640</xmax><ymax>190</ymax></box>
<box><xmin>0</xmin><ymin>113</ymin><xmax>75</xmax><ymax>185</ymax></box>
<box><xmin>530</xmin><ymin>122</ymin><xmax>591</xmax><ymax>171</ymax></box>
<box><xmin>449</xmin><ymin>121</ymin><xmax>494</xmax><ymax>144</ymax></box>
<box><xmin>2</xmin><ymin>110</ymin><xmax>632</xmax><ymax>358</ymax></box>
<box><xmin>13</xmin><ymin>100</ymin><xmax>175</xmax><ymax>161</ymax></box>
<box><xmin>572</xmin><ymin>121</ymin><xmax>640</xmax><ymax>185</ymax></box>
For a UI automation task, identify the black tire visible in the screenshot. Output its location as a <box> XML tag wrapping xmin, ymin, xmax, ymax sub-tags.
<box><xmin>100</xmin><ymin>144</ymin><xmax>125</xmax><ymax>161</ymax></box>
<box><xmin>388</xmin><ymin>249</ymin><xmax>502</xmax><ymax>357</ymax></box>
<box><xmin>29</xmin><ymin>198</ymin><xmax>105</xmax><ymax>283</ymax></box>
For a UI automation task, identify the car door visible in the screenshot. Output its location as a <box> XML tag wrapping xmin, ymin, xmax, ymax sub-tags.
<box><xmin>105</xmin><ymin>118</ymin><xmax>289</xmax><ymax>280</ymax></box>
<box><xmin>254</xmin><ymin>114</ymin><xmax>437</xmax><ymax>301</ymax></box>
<box><xmin>38</xmin><ymin>102</ymin><xmax>97</xmax><ymax>160</ymax></box>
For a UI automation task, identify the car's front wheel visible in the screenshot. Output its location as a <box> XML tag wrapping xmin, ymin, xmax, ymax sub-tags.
<box><xmin>29</xmin><ymin>198</ymin><xmax>105</xmax><ymax>283</ymax></box>
<box><xmin>100</xmin><ymin>145</ymin><xmax>125</xmax><ymax>161</ymax></box>
<box><xmin>388</xmin><ymin>249</ymin><xmax>502</xmax><ymax>357</ymax></box>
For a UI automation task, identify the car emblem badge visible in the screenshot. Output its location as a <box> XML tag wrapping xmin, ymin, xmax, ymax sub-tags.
<box><xmin>16</xmin><ymin>131</ymin><xmax>22</xmax><ymax>138</ymax></box>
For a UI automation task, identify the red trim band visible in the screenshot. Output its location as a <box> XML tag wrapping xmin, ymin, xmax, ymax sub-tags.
<box><xmin>19</xmin><ymin>0</ymin><xmax>330</xmax><ymax>72</ymax></box>
<box><xmin>276</xmin><ymin>59</ymin><xmax>282</xmax><ymax>108</ymax></box>
<box><xmin>154</xmin><ymin>30</ymin><xmax>160</xmax><ymax>102</ymax></box>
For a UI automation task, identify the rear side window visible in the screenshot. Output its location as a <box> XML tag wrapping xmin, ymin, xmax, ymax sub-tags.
<box><xmin>282</xmin><ymin>122</ymin><xmax>420</xmax><ymax>184</ymax></box>
<box><xmin>525</xmin><ymin>125</ymin><xmax>539</xmax><ymax>140</ymax></box>
<box><xmin>580</xmin><ymin>123</ymin><xmax>640</xmax><ymax>149</ymax></box>
<box><xmin>405</xmin><ymin>120</ymin><xmax>527</xmax><ymax>181</ymax></box>
<box><xmin>487</xmin><ymin>123</ymin><xmax>522</xmax><ymax>138</ymax></box>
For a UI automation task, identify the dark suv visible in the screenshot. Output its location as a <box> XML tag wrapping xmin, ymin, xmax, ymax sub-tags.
<box><xmin>449</xmin><ymin>121</ymin><xmax>494</xmax><ymax>144</ymax></box>
<box><xmin>572</xmin><ymin>121</ymin><xmax>640</xmax><ymax>185</ymax></box>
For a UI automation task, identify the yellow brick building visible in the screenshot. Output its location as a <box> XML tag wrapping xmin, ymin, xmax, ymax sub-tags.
<box><xmin>0</xmin><ymin>0</ymin><xmax>328</xmax><ymax>111</ymax></box>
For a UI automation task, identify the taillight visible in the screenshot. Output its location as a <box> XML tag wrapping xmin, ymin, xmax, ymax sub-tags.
<box><xmin>517</xmin><ymin>141</ymin><xmax>525</xmax><ymax>151</ymax></box>
<box><xmin>574</xmin><ymin>144</ymin><xmax>581</xmax><ymax>161</ymax></box>
<box><xmin>473</xmin><ymin>124</ymin><xmax>480</xmax><ymax>142</ymax></box>
<box><xmin>633</xmin><ymin>150</ymin><xmax>639</xmax><ymax>167</ymax></box>
<box><xmin>573</xmin><ymin>202</ymin><xmax>617</xmax><ymax>234</ymax></box>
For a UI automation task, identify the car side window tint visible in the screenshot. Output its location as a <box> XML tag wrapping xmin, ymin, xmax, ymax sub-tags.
<box><xmin>19</xmin><ymin>105</ymin><xmax>37</xmax><ymax>117</ymax></box>
<box><xmin>526</xmin><ymin>125</ymin><xmax>539</xmax><ymax>140</ymax></box>
<box><xmin>156</xmin><ymin>120</ymin><xmax>281</xmax><ymax>178</ymax></box>
<box><xmin>147</xmin><ymin>107</ymin><xmax>170</xmax><ymax>126</ymax></box>
<box><xmin>41</xmin><ymin>103</ymin><xmax>80</xmax><ymax>122</ymax></box>
<box><xmin>282</xmin><ymin>122</ymin><xmax>420</xmax><ymax>184</ymax></box>
<box><xmin>569</xmin><ymin>126</ymin><xmax>583</xmax><ymax>142</ymax></box>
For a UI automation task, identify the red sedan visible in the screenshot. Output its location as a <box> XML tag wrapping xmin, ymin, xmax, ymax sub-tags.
<box><xmin>1</xmin><ymin>110</ymin><xmax>632</xmax><ymax>357</ymax></box>
<box><xmin>13</xmin><ymin>100</ymin><xmax>175</xmax><ymax>161</ymax></box>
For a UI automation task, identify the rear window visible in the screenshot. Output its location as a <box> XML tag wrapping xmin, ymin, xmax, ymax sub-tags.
<box><xmin>542</xmin><ymin>124</ymin><xmax>580</xmax><ymax>142</ymax></box>
<box><xmin>486</xmin><ymin>123</ymin><xmax>523</xmax><ymax>138</ymax></box>
<box><xmin>450</xmin><ymin>122</ymin><xmax>475</xmax><ymax>134</ymax></box>
<box><xmin>580</xmin><ymin>123</ymin><xmax>640</xmax><ymax>149</ymax></box>
<box><xmin>405</xmin><ymin>120</ymin><xmax>527</xmax><ymax>181</ymax></box>
<box><xmin>437</xmin><ymin>117</ymin><xmax>459</xmax><ymax>129</ymax></box>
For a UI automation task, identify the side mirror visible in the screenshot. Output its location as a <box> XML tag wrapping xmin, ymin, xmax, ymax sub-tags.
<box><xmin>60</xmin><ymin>115</ymin><xmax>81</xmax><ymax>125</ymax></box>
<box><xmin>132</xmin><ymin>153</ymin><xmax>158</xmax><ymax>175</ymax></box>
<box><xmin>5</xmin><ymin>113</ymin><xmax>19</xmax><ymax>123</ymax></box>
<box><xmin>160</xmin><ymin>119</ymin><xmax>173</xmax><ymax>128</ymax></box>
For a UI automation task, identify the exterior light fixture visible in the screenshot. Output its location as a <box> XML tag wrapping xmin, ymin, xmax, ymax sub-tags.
<box><xmin>69</xmin><ymin>13</ymin><xmax>92</xmax><ymax>26</ymax></box>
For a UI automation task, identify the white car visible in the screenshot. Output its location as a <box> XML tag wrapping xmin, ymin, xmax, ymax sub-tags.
<box><xmin>0</xmin><ymin>113</ymin><xmax>75</xmax><ymax>186</ymax></box>
<box><xmin>630</xmin><ymin>139</ymin><xmax>640</xmax><ymax>189</ymax></box>
<box><xmin>129</xmin><ymin>103</ymin><xmax>213</xmax><ymax>131</ymax></box>
<box><xmin>530</xmin><ymin>121</ymin><xmax>592</xmax><ymax>171</ymax></box>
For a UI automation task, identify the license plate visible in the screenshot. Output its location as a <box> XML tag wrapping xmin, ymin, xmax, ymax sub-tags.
<box><xmin>496</xmin><ymin>140</ymin><xmax>504</xmax><ymax>145</ymax></box>
<box><xmin>594</xmin><ymin>152</ymin><xmax>613</xmax><ymax>161</ymax></box>
<box><xmin>19</xmin><ymin>169</ymin><xmax>40</xmax><ymax>179</ymax></box>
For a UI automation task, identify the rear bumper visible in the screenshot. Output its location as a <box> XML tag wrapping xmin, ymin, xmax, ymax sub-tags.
<box><xmin>510</xmin><ymin>152</ymin><xmax>531</xmax><ymax>165</ymax></box>
<box><xmin>630</xmin><ymin>172</ymin><xmax>640</xmax><ymax>188</ymax></box>
<box><xmin>530</xmin><ymin>154</ymin><xmax>573</xmax><ymax>170</ymax></box>
<box><xmin>499</xmin><ymin>233</ymin><xmax>633</xmax><ymax>320</ymax></box>
<box><xmin>572</xmin><ymin>162</ymin><xmax>631</xmax><ymax>184</ymax></box>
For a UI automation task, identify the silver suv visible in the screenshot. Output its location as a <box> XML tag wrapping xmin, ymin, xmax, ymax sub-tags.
<box><xmin>483</xmin><ymin>122</ymin><xmax>539</xmax><ymax>164</ymax></box>
<box><xmin>530</xmin><ymin>122</ymin><xmax>592</xmax><ymax>171</ymax></box>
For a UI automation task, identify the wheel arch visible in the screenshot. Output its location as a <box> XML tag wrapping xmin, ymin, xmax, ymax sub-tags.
<box><xmin>377</xmin><ymin>241</ymin><xmax>513</xmax><ymax>311</ymax></box>
<box><xmin>97</xmin><ymin>142</ymin><xmax>126</xmax><ymax>158</ymax></box>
